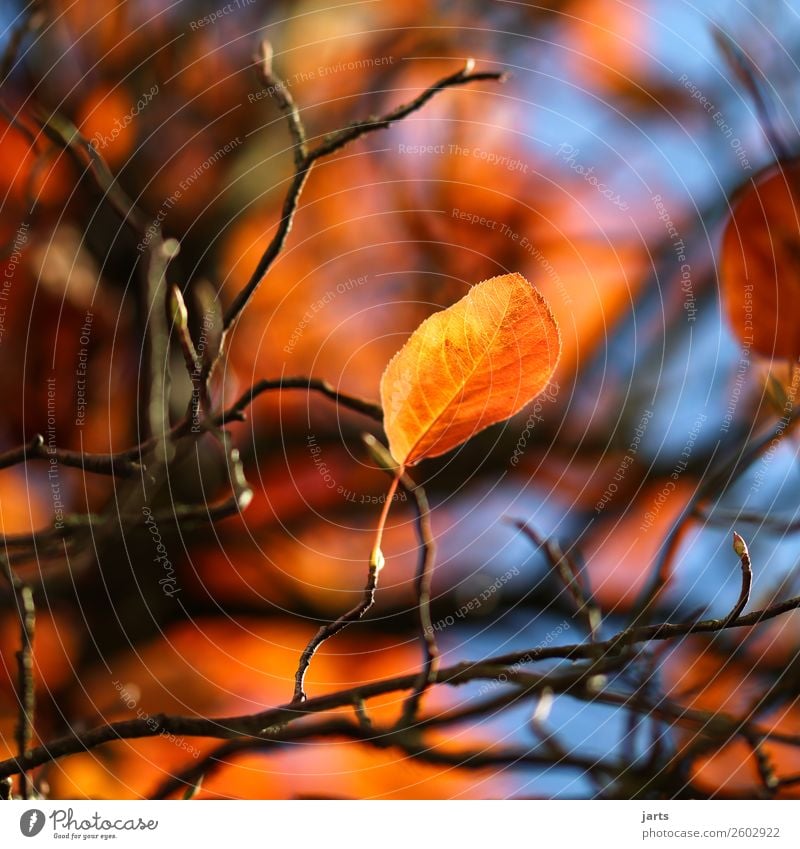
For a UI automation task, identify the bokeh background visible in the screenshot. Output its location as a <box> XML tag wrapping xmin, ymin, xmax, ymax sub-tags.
<box><xmin>2</xmin><ymin>0</ymin><xmax>800</xmax><ymax>799</ymax></box>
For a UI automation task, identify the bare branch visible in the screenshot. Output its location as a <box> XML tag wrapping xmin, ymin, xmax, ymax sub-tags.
<box><xmin>4</xmin><ymin>585</ymin><xmax>800</xmax><ymax>782</ymax></box>
<box><xmin>0</xmin><ymin>434</ymin><xmax>143</xmax><ymax>477</ymax></box>
<box><xmin>742</xmin><ymin>731</ymin><xmax>779</xmax><ymax>797</ymax></box>
<box><xmin>151</xmin><ymin>716</ymin><xmax>624</xmax><ymax>800</ymax></box>
<box><xmin>631</xmin><ymin>404</ymin><xmax>800</xmax><ymax>624</ymax></box>
<box><xmin>512</xmin><ymin>519</ymin><xmax>601</xmax><ymax>641</ymax></box>
<box><xmin>307</xmin><ymin>61</ymin><xmax>507</xmax><ymax>166</ymax></box>
<box><xmin>224</xmin><ymin>376</ymin><xmax>383</xmax><ymax>423</ymax></box>
<box><xmin>397</xmin><ymin>468</ymin><xmax>439</xmax><ymax>726</ymax></box>
<box><xmin>292</xmin><ymin>472</ymin><xmax>398</xmax><ymax>702</ymax></box>
<box><xmin>255</xmin><ymin>40</ymin><xmax>308</xmax><ymax>168</ymax></box>
<box><xmin>220</xmin><ymin>60</ymin><xmax>506</xmax><ymax>336</ymax></box>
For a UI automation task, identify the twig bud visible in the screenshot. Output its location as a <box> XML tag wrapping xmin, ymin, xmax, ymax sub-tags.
<box><xmin>169</xmin><ymin>285</ymin><xmax>189</xmax><ymax>331</ymax></box>
<box><xmin>258</xmin><ymin>39</ymin><xmax>274</xmax><ymax>77</ymax></box>
<box><xmin>362</xmin><ymin>433</ymin><xmax>399</xmax><ymax>473</ymax></box>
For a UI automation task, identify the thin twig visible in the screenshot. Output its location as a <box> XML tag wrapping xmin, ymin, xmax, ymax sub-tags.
<box><xmin>291</xmin><ymin>561</ymin><xmax>380</xmax><ymax>702</ymax></box>
<box><xmin>150</xmin><ymin>716</ymin><xmax>628</xmax><ymax>800</ymax></box>
<box><xmin>153</xmin><ymin>657</ymin><xmax>623</xmax><ymax>799</ymax></box>
<box><xmin>255</xmin><ymin>40</ymin><xmax>307</xmax><ymax>168</ymax></box>
<box><xmin>219</xmin><ymin>59</ymin><xmax>506</xmax><ymax>338</ymax></box>
<box><xmin>0</xmin><ymin>434</ymin><xmax>142</xmax><ymax>477</ymax></box>
<box><xmin>397</xmin><ymin>468</ymin><xmax>439</xmax><ymax>726</ymax></box>
<box><xmin>0</xmin><ymin>373</ymin><xmax>373</xmax><ymax>554</ymax></box>
<box><xmin>292</xmin><ymin>471</ymin><xmax>401</xmax><ymax>701</ymax></box>
<box><xmin>699</xmin><ymin>506</ymin><xmax>800</xmax><ymax>534</ymax></box>
<box><xmin>224</xmin><ymin>376</ymin><xmax>383</xmax><ymax>423</ymax></box>
<box><xmin>742</xmin><ymin>731</ymin><xmax>779</xmax><ymax>797</ymax></box>
<box><xmin>727</xmin><ymin>532</ymin><xmax>753</xmax><ymax>624</ymax></box>
<box><xmin>512</xmin><ymin>519</ymin><xmax>601</xmax><ymax>641</ymax></box>
<box><xmin>0</xmin><ymin>653</ymin><xmax>622</xmax><ymax>780</ymax></box>
<box><xmin>0</xmin><ymin>374</ymin><xmax>378</xmax><ymax>483</ymax></box>
<box><xmin>630</xmin><ymin>404</ymin><xmax>800</xmax><ymax>624</ymax></box>
<box><xmin>35</xmin><ymin>106</ymin><xmax>180</xmax><ymax>445</ymax></box>
<box><xmin>4</xmin><ymin>587</ymin><xmax>800</xmax><ymax>781</ymax></box>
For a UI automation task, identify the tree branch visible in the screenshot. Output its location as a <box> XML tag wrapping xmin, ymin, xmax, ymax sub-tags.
<box><xmin>4</xmin><ymin>585</ymin><xmax>800</xmax><ymax>781</ymax></box>
<box><xmin>397</xmin><ymin>468</ymin><xmax>439</xmax><ymax>726</ymax></box>
<box><xmin>219</xmin><ymin>58</ymin><xmax>506</xmax><ymax>338</ymax></box>
<box><xmin>151</xmin><ymin>716</ymin><xmax>625</xmax><ymax>800</ymax></box>
<box><xmin>224</xmin><ymin>376</ymin><xmax>383</xmax><ymax>423</ymax></box>
<box><xmin>0</xmin><ymin>434</ymin><xmax>143</xmax><ymax>477</ymax></box>
<box><xmin>292</xmin><ymin>471</ymin><xmax>401</xmax><ymax>701</ymax></box>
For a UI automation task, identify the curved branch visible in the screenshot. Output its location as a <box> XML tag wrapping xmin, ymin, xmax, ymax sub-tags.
<box><xmin>220</xmin><ymin>59</ymin><xmax>506</xmax><ymax>335</ymax></box>
<box><xmin>224</xmin><ymin>376</ymin><xmax>383</xmax><ymax>423</ymax></box>
<box><xmin>3</xmin><ymin>585</ymin><xmax>800</xmax><ymax>780</ymax></box>
<box><xmin>0</xmin><ymin>435</ymin><xmax>143</xmax><ymax>477</ymax></box>
<box><xmin>151</xmin><ymin>717</ymin><xmax>624</xmax><ymax>800</ymax></box>
<box><xmin>398</xmin><ymin>469</ymin><xmax>439</xmax><ymax>726</ymax></box>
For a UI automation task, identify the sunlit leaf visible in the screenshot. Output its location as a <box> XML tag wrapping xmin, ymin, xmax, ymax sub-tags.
<box><xmin>380</xmin><ymin>272</ymin><xmax>561</xmax><ymax>466</ymax></box>
<box><xmin>721</xmin><ymin>160</ymin><xmax>800</xmax><ymax>359</ymax></box>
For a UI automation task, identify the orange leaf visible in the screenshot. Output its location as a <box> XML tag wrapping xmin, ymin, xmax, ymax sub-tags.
<box><xmin>721</xmin><ymin>160</ymin><xmax>800</xmax><ymax>359</ymax></box>
<box><xmin>380</xmin><ymin>272</ymin><xmax>561</xmax><ymax>465</ymax></box>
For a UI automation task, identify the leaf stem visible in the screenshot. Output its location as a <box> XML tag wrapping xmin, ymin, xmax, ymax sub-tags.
<box><xmin>371</xmin><ymin>468</ymin><xmax>403</xmax><ymax>567</ymax></box>
<box><xmin>292</xmin><ymin>466</ymin><xmax>404</xmax><ymax>703</ymax></box>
